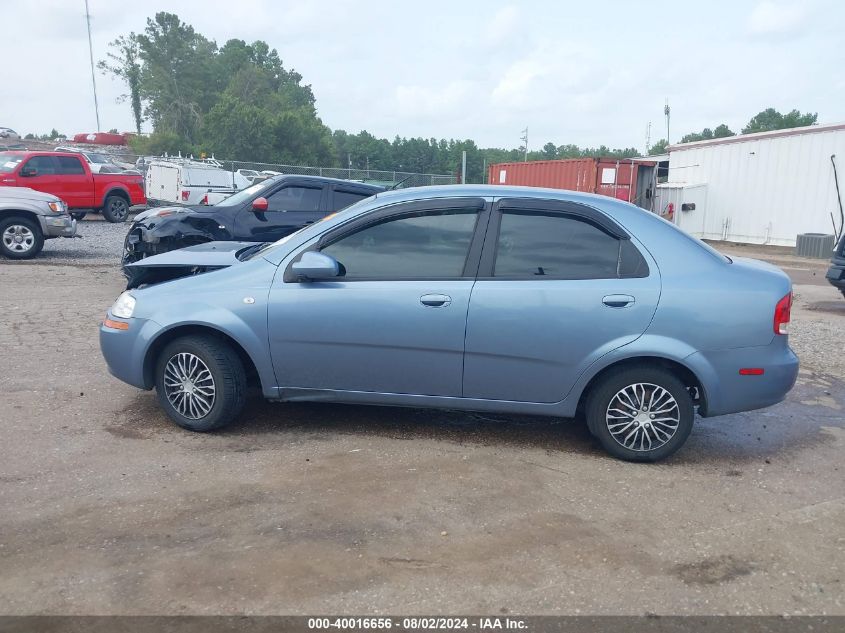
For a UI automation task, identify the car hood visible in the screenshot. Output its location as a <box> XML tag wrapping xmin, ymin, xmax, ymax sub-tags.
<box><xmin>125</xmin><ymin>241</ymin><xmax>256</xmax><ymax>269</ymax></box>
<box><xmin>0</xmin><ymin>186</ymin><xmax>60</xmax><ymax>203</ymax></box>
<box><xmin>132</xmin><ymin>205</ymin><xmax>207</xmax><ymax>222</ymax></box>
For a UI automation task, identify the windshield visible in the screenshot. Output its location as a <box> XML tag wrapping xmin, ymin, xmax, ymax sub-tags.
<box><xmin>0</xmin><ymin>153</ymin><xmax>24</xmax><ymax>173</ymax></box>
<box><xmin>87</xmin><ymin>153</ymin><xmax>111</xmax><ymax>164</ymax></box>
<box><xmin>214</xmin><ymin>179</ymin><xmax>275</xmax><ymax>207</ymax></box>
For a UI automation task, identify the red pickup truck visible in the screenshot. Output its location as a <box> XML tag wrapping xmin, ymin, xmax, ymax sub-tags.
<box><xmin>0</xmin><ymin>151</ymin><xmax>146</xmax><ymax>222</ymax></box>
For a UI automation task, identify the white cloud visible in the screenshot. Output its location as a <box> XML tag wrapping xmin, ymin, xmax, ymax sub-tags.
<box><xmin>393</xmin><ymin>81</ymin><xmax>476</xmax><ymax>120</ymax></box>
<box><xmin>748</xmin><ymin>1</ymin><xmax>807</xmax><ymax>35</ymax></box>
<box><xmin>486</xmin><ymin>5</ymin><xmax>520</xmax><ymax>44</ymax></box>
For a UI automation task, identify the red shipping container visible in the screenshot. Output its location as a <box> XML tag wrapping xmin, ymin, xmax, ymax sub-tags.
<box><xmin>488</xmin><ymin>158</ymin><xmax>647</xmax><ymax>203</ymax></box>
<box><xmin>72</xmin><ymin>132</ymin><xmax>129</xmax><ymax>146</ymax></box>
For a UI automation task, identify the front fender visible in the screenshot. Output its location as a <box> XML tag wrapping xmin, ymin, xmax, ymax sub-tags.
<box><xmin>133</xmin><ymin>260</ymin><xmax>278</xmax><ymax>396</ymax></box>
<box><xmin>141</xmin><ymin>308</ymin><xmax>276</xmax><ymax>397</ymax></box>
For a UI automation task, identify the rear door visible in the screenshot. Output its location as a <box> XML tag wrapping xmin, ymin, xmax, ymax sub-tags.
<box><xmin>236</xmin><ymin>182</ymin><xmax>327</xmax><ymax>242</ymax></box>
<box><xmin>16</xmin><ymin>156</ymin><xmax>58</xmax><ymax>196</ymax></box>
<box><xmin>330</xmin><ymin>185</ymin><xmax>376</xmax><ymax>211</ymax></box>
<box><xmin>54</xmin><ymin>155</ymin><xmax>90</xmax><ymax>208</ymax></box>
<box><xmin>462</xmin><ymin>198</ymin><xmax>660</xmax><ymax>403</ymax></box>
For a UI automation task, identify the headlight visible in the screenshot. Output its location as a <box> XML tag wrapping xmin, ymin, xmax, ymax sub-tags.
<box><xmin>111</xmin><ymin>292</ymin><xmax>136</xmax><ymax>318</ymax></box>
<box><xmin>47</xmin><ymin>201</ymin><xmax>66</xmax><ymax>214</ymax></box>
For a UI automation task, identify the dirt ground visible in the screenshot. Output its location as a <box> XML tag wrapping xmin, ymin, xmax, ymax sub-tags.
<box><xmin>0</xmin><ymin>239</ymin><xmax>843</xmax><ymax>615</ymax></box>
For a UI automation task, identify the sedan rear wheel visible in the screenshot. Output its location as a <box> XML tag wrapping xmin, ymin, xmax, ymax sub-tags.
<box><xmin>586</xmin><ymin>366</ymin><xmax>694</xmax><ymax>462</ymax></box>
<box><xmin>154</xmin><ymin>335</ymin><xmax>246</xmax><ymax>431</ymax></box>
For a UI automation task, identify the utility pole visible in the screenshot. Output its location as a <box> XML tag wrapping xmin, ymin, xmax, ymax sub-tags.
<box><xmin>645</xmin><ymin>121</ymin><xmax>652</xmax><ymax>155</ymax></box>
<box><xmin>520</xmin><ymin>127</ymin><xmax>528</xmax><ymax>161</ymax></box>
<box><xmin>84</xmin><ymin>0</ymin><xmax>101</xmax><ymax>131</ymax></box>
<box><xmin>461</xmin><ymin>150</ymin><xmax>467</xmax><ymax>184</ymax></box>
<box><xmin>664</xmin><ymin>98</ymin><xmax>671</xmax><ymax>146</ymax></box>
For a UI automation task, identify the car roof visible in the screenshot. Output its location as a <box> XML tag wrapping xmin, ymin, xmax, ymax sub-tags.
<box><xmin>275</xmin><ymin>174</ymin><xmax>384</xmax><ymax>192</ymax></box>
<box><xmin>0</xmin><ymin>150</ymin><xmax>79</xmax><ymax>157</ymax></box>
<box><xmin>371</xmin><ymin>184</ymin><xmax>626</xmax><ymax>207</ymax></box>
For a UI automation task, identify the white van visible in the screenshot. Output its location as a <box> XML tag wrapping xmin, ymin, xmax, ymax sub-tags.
<box><xmin>144</xmin><ymin>158</ymin><xmax>239</xmax><ymax>205</ymax></box>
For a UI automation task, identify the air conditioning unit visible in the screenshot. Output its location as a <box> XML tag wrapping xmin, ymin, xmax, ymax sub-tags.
<box><xmin>795</xmin><ymin>233</ymin><xmax>835</xmax><ymax>258</ymax></box>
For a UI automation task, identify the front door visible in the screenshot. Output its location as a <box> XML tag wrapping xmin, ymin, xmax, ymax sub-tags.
<box><xmin>268</xmin><ymin>198</ymin><xmax>489</xmax><ymax>396</ymax></box>
<box><xmin>463</xmin><ymin>198</ymin><xmax>660</xmax><ymax>403</ymax></box>
<box><xmin>17</xmin><ymin>156</ymin><xmax>58</xmax><ymax>196</ymax></box>
<box><xmin>236</xmin><ymin>183</ymin><xmax>326</xmax><ymax>242</ymax></box>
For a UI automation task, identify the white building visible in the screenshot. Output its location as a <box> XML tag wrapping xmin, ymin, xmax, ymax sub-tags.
<box><xmin>656</xmin><ymin>122</ymin><xmax>845</xmax><ymax>246</ymax></box>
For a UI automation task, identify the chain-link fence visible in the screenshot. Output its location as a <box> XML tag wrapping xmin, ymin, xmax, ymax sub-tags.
<box><xmin>218</xmin><ymin>159</ymin><xmax>457</xmax><ymax>188</ymax></box>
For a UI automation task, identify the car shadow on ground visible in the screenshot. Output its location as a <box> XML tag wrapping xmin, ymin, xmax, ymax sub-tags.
<box><xmin>111</xmin><ymin>373</ymin><xmax>845</xmax><ymax>466</ymax></box>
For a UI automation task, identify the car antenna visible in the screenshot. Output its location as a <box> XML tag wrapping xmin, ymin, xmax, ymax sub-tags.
<box><xmin>387</xmin><ymin>175</ymin><xmax>415</xmax><ymax>190</ymax></box>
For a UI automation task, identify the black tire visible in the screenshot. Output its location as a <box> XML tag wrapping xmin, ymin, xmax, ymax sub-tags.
<box><xmin>102</xmin><ymin>194</ymin><xmax>129</xmax><ymax>223</ymax></box>
<box><xmin>0</xmin><ymin>216</ymin><xmax>44</xmax><ymax>259</ymax></box>
<box><xmin>70</xmin><ymin>211</ymin><xmax>88</xmax><ymax>221</ymax></box>
<box><xmin>154</xmin><ymin>335</ymin><xmax>247</xmax><ymax>432</ymax></box>
<box><xmin>585</xmin><ymin>365</ymin><xmax>694</xmax><ymax>462</ymax></box>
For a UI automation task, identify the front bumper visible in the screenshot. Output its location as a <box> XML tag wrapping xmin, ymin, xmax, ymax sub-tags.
<box><xmin>99</xmin><ymin>314</ymin><xmax>161</xmax><ymax>389</ymax></box>
<box><xmin>39</xmin><ymin>214</ymin><xmax>76</xmax><ymax>238</ymax></box>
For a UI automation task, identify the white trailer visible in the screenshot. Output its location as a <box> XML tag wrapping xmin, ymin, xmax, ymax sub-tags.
<box><xmin>144</xmin><ymin>158</ymin><xmax>239</xmax><ymax>206</ymax></box>
<box><xmin>661</xmin><ymin>122</ymin><xmax>845</xmax><ymax>246</ymax></box>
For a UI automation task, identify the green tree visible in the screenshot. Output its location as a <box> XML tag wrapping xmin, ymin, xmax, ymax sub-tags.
<box><xmin>742</xmin><ymin>108</ymin><xmax>817</xmax><ymax>134</ymax></box>
<box><xmin>648</xmin><ymin>139</ymin><xmax>669</xmax><ymax>155</ymax></box>
<box><xmin>98</xmin><ymin>33</ymin><xmax>144</xmax><ymax>134</ymax></box>
<box><xmin>713</xmin><ymin>124</ymin><xmax>734</xmax><ymax>138</ymax></box>
<box><xmin>135</xmin><ymin>13</ymin><xmax>219</xmax><ymax>143</ymax></box>
<box><xmin>540</xmin><ymin>142</ymin><xmax>558</xmax><ymax>159</ymax></box>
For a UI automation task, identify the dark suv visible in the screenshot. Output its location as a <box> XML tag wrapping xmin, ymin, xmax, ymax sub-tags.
<box><xmin>826</xmin><ymin>234</ymin><xmax>845</xmax><ymax>298</ymax></box>
<box><xmin>123</xmin><ymin>175</ymin><xmax>383</xmax><ymax>273</ymax></box>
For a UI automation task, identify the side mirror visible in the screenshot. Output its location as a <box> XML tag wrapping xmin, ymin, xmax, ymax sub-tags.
<box><xmin>292</xmin><ymin>251</ymin><xmax>340</xmax><ymax>281</ymax></box>
<box><xmin>252</xmin><ymin>197</ymin><xmax>268</xmax><ymax>212</ymax></box>
<box><xmin>19</xmin><ymin>166</ymin><xmax>36</xmax><ymax>177</ymax></box>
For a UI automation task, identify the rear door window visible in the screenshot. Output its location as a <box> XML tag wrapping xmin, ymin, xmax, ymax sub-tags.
<box><xmin>56</xmin><ymin>156</ymin><xmax>86</xmax><ymax>175</ymax></box>
<box><xmin>333</xmin><ymin>189</ymin><xmax>372</xmax><ymax>210</ymax></box>
<box><xmin>493</xmin><ymin>211</ymin><xmax>647</xmax><ymax>279</ymax></box>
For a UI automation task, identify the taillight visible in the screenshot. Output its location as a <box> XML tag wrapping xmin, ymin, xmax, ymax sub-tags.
<box><xmin>774</xmin><ymin>292</ymin><xmax>792</xmax><ymax>335</ymax></box>
<box><xmin>181</xmin><ymin>190</ymin><xmax>190</xmax><ymax>201</ymax></box>
<box><xmin>200</xmin><ymin>194</ymin><xmax>208</xmax><ymax>205</ymax></box>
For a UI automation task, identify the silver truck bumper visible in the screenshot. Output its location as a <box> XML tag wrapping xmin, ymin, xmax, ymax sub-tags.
<box><xmin>41</xmin><ymin>215</ymin><xmax>77</xmax><ymax>238</ymax></box>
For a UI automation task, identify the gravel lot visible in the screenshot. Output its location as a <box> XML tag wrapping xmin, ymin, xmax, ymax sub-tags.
<box><xmin>1</xmin><ymin>226</ymin><xmax>843</xmax><ymax>615</ymax></box>
<box><xmin>34</xmin><ymin>214</ymin><xmax>131</xmax><ymax>265</ymax></box>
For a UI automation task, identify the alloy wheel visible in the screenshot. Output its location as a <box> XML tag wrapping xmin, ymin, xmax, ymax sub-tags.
<box><xmin>605</xmin><ymin>382</ymin><xmax>681</xmax><ymax>452</ymax></box>
<box><xmin>163</xmin><ymin>352</ymin><xmax>216</xmax><ymax>420</ymax></box>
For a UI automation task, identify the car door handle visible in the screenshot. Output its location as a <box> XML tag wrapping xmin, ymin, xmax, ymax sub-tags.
<box><xmin>602</xmin><ymin>294</ymin><xmax>635</xmax><ymax>308</ymax></box>
<box><xmin>420</xmin><ymin>294</ymin><xmax>452</xmax><ymax>307</ymax></box>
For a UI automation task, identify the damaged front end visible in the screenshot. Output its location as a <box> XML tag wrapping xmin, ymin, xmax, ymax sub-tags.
<box><xmin>123</xmin><ymin>241</ymin><xmax>259</xmax><ymax>289</ymax></box>
<box><xmin>122</xmin><ymin>207</ymin><xmax>232</xmax><ymax>277</ymax></box>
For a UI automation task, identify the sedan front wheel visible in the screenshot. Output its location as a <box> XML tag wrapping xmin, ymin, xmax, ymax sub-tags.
<box><xmin>154</xmin><ymin>335</ymin><xmax>246</xmax><ymax>431</ymax></box>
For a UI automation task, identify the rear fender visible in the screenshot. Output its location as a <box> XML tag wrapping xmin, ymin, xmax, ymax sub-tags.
<box><xmin>561</xmin><ymin>334</ymin><xmax>709</xmax><ymax>416</ymax></box>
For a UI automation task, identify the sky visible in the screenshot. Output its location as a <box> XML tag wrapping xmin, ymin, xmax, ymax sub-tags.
<box><xmin>3</xmin><ymin>0</ymin><xmax>843</xmax><ymax>153</ymax></box>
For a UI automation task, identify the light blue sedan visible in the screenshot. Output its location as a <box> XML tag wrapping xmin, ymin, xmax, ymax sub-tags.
<box><xmin>100</xmin><ymin>186</ymin><xmax>798</xmax><ymax>461</ymax></box>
